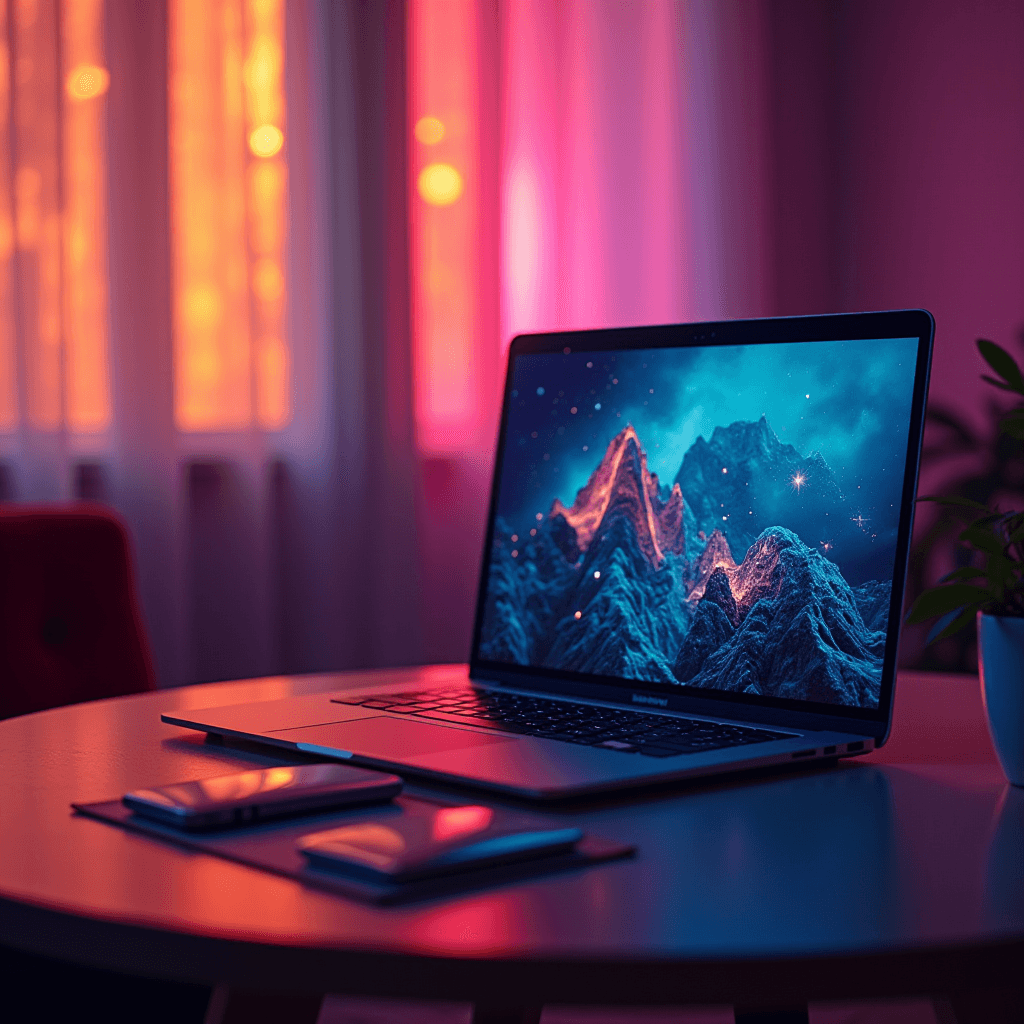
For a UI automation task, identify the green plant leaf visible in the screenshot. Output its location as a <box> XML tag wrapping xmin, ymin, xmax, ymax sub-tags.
<box><xmin>986</xmin><ymin>558</ymin><xmax>1016</xmax><ymax>590</ymax></box>
<box><xmin>982</xmin><ymin>375</ymin><xmax>1020</xmax><ymax>393</ymax></box>
<box><xmin>916</xmin><ymin>495</ymin><xmax>990</xmax><ymax>509</ymax></box>
<box><xmin>906</xmin><ymin>584</ymin><xmax>990</xmax><ymax>623</ymax></box>
<box><xmin>978</xmin><ymin>339</ymin><xmax>1024</xmax><ymax>394</ymax></box>
<box><xmin>1000</xmin><ymin>410</ymin><xmax>1024</xmax><ymax>439</ymax></box>
<box><xmin>941</xmin><ymin>566</ymin><xmax>986</xmax><ymax>582</ymax></box>
<box><xmin>930</xmin><ymin>606</ymin><xmax>977</xmax><ymax>642</ymax></box>
<box><xmin>959</xmin><ymin>525</ymin><xmax>1007</xmax><ymax>556</ymax></box>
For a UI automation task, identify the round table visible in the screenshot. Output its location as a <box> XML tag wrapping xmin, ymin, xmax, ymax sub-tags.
<box><xmin>1</xmin><ymin>667</ymin><xmax>1022</xmax><ymax>1024</ymax></box>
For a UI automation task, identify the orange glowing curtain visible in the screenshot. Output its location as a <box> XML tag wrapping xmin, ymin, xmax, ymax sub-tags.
<box><xmin>408</xmin><ymin>0</ymin><xmax>480</xmax><ymax>453</ymax></box>
<box><xmin>11</xmin><ymin>0</ymin><xmax>62</xmax><ymax>430</ymax></box>
<box><xmin>62</xmin><ymin>0</ymin><xmax>111</xmax><ymax>432</ymax></box>
<box><xmin>0</xmin><ymin>1</ymin><xmax>15</xmax><ymax>430</ymax></box>
<box><xmin>243</xmin><ymin>0</ymin><xmax>288</xmax><ymax>429</ymax></box>
<box><xmin>170</xmin><ymin>0</ymin><xmax>289</xmax><ymax>433</ymax></box>
<box><xmin>0</xmin><ymin>0</ymin><xmax>111</xmax><ymax>434</ymax></box>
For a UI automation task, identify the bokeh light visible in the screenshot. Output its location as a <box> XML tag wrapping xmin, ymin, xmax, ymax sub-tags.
<box><xmin>252</xmin><ymin>258</ymin><xmax>284</xmax><ymax>302</ymax></box>
<box><xmin>65</xmin><ymin>63</ymin><xmax>110</xmax><ymax>101</ymax></box>
<box><xmin>182</xmin><ymin>283</ymin><xmax>223</xmax><ymax>330</ymax></box>
<box><xmin>418</xmin><ymin>162</ymin><xmax>463</xmax><ymax>206</ymax></box>
<box><xmin>415</xmin><ymin>116</ymin><xmax>445</xmax><ymax>145</ymax></box>
<box><xmin>249</xmin><ymin>124</ymin><xmax>284</xmax><ymax>158</ymax></box>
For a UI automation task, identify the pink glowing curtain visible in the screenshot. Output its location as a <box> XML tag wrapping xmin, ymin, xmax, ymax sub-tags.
<box><xmin>407</xmin><ymin>0</ymin><xmax>776</xmax><ymax>663</ymax></box>
<box><xmin>499</xmin><ymin>0</ymin><xmax>773</xmax><ymax>346</ymax></box>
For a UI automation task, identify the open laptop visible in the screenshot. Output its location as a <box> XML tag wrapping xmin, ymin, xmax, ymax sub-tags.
<box><xmin>165</xmin><ymin>310</ymin><xmax>934</xmax><ymax>800</ymax></box>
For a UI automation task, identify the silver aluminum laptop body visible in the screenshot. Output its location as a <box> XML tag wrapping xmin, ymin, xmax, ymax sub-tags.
<box><xmin>165</xmin><ymin>311</ymin><xmax>934</xmax><ymax>800</ymax></box>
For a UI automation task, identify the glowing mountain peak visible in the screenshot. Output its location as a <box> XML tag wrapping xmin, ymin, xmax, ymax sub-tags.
<box><xmin>550</xmin><ymin>425</ymin><xmax>685</xmax><ymax>566</ymax></box>
<box><xmin>688</xmin><ymin>528</ymin><xmax>786</xmax><ymax>618</ymax></box>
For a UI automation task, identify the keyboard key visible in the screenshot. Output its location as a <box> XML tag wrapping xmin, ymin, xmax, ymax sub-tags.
<box><xmin>413</xmin><ymin>710</ymin><xmax>526</xmax><ymax>733</ymax></box>
<box><xmin>333</xmin><ymin>687</ymin><xmax>795</xmax><ymax>756</ymax></box>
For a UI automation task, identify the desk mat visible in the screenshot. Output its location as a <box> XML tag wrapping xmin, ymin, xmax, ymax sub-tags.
<box><xmin>73</xmin><ymin>795</ymin><xmax>634</xmax><ymax>906</ymax></box>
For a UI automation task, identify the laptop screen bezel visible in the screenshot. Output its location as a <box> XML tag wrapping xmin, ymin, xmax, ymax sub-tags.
<box><xmin>469</xmin><ymin>310</ymin><xmax>934</xmax><ymax>742</ymax></box>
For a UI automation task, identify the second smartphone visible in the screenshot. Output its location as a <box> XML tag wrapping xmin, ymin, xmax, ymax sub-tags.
<box><xmin>123</xmin><ymin>763</ymin><xmax>403</xmax><ymax>829</ymax></box>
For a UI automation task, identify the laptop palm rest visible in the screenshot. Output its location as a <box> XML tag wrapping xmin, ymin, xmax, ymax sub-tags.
<box><xmin>275</xmin><ymin>718</ymin><xmax>516</xmax><ymax>761</ymax></box>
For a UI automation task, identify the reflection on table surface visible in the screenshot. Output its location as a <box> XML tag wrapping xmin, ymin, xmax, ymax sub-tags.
<box><xmin>0</xmin><ymin>668</ymin><xmax>1018</xmax><ymax>962</ymax></box>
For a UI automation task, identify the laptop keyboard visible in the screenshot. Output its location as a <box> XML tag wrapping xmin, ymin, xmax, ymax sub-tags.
<box><xmin>331</xmin><ymin>688</ymin><xmax>792</xmax><ymax>758</ymax></box>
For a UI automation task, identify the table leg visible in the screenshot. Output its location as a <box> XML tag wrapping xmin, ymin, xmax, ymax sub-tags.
<box><xmin>204</xmin><ymin>983</ymin><xmax>324</xmax><ymax>1024</ymax></box>
<box><xmin>734</xmin><ymin>1009</ymin><xmax>810</xmax><ymax>1024</ymax></box>
<box><xmin>470</xmin><ymin>1005</ymin><xmax>542</xmax><ymax>1024</ymax></box>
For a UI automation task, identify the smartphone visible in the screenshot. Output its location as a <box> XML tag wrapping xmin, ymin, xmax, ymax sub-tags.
<box><xmin>296</xmin><ymin>801</ymin><xmax>583</xmax><ymax>882</ymax></box>
<box><xmin>123</xmin><ymin>764</ymin><xmax>403</xmax><ymax>830</ymax></box>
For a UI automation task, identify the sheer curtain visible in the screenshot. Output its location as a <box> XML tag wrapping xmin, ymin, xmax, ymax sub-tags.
<box><xmin>499</xmin><ymin>0</ymin><xmax>773</xmax><ymax>342</ymax></box>
<box><xmin>411</xmin><ymin>0</ymin><xmax>777</xmax><ymax>666</ymax></box>
<box><xmin>1</xmin><ymin>0</ymin><xmax>779</xmax><ymax>688</ymax></box>
<box><xmin>1</xmin><ymin>0</ymin><xmax>422</xmax><ymax>688</ymax></box>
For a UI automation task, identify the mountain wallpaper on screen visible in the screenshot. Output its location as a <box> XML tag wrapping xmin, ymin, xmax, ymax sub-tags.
<box><xmin>478</xmin><ymin>341</ymin><xmax>918</xmax><ymax>709</ymax></box>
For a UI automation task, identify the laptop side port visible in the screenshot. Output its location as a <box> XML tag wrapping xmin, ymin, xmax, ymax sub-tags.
<box><xmin>823</xmin><ymin>745</ymin><xmax>837</xmax><ymax>755</ymax></box>
<box><xmin>791</xmin><ymin>749</ymin><xmax>816</xmax><ymax>758</ymax></box>
<box><xmin>846</xmin><ymin>741</ymin><xmax>865</xmax><ymax>752</ymax></box>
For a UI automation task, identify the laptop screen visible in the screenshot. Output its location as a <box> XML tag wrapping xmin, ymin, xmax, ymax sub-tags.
<box><xmin>473</xmin><ymin>318</ymin><xmax>931</xmax><ymax>720</ymax></box>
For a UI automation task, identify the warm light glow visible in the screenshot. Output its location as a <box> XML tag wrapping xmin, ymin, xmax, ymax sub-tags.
<box><xmin>4</xmin><ymin>0</ymin><xmax>93</xmax><ymax>430</ymax></box>
<box><xmin>8</xmin><ymin>0</ymin><xmax>62</xmax><ymax>425</ymax></box>
<box><xmin>243</xmin><ymin>0</ymin><xmax>289</xmax><ymax>430</ymax></box>
<box><xmin>252</xmin><ymin>257</ymin><xmax>284</xmax><ymax>301</ymax></box>
<box><xmin>62</xmin><ymin>1</ymin><xmax>112</xmax><ymax>431</ymax></box>
<box><xmin>243</xmin><ymin>33</ymin><xmax>282</xmax><ymax>120</ymax></box>
<box><xmin>417</xmin><ymin>162</ymin><xmax>463</xmax><ymax>206</ymax></box>
<box><xmin>248</xmin><ymin>160</ymin><xmax>285</xmax><ymax>253</ymax></box>
<box><xmin>414</xmin><ymin>115</ymin><xmax>445</xmax><ymax>145</ymax></box>
<box><xmin>791</xmin><ymin>472</ymin><xmax>806</xmax><ymax>492</ymax></box>
<box><xmin>248</xmin><ymin>123</ymin><xmax>283</xmax><ymax>158</ymax></box>
<box><xmin>65</xmin><ymin>62</ymin><xmax>109</xmax><ymax>101</ymax></box>
<box><xmin>171</xmin><ymin>0</ymin><xmax>289</xmax><ymax>431</ymax></box>
<box><xmin>409</xmin><ymin>0</ymin><xmax>480</xmax><ymax>452</ymax></box>
<box><xmin>182</xmin><ymin>283</ymin><xmax>223</xmax><ymax>330</ymax></box>
<box><xmin>0</xmin><ymin>3</ymin><xmax>16</xmax><ymax>429</ymax></box>
<box><xmin>431</xmin><ymin>805</ymin><xmax>493</xmax><ymax>843</ymax></box>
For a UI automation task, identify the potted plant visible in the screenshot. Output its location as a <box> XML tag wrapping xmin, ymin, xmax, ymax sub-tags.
<box><xmin>907</xmin><ymin>339</ymin><xmax>1024</xmax><ymax>784</ymax></box>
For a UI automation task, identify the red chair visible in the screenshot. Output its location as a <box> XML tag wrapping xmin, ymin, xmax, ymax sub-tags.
<box><xmin>0</xmin><ymin>505</ymin><xmax>155</xmax><ymax>720</ymax></box>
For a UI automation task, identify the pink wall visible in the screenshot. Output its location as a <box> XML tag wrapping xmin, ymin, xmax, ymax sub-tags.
<box><xmin>769</xmin><ymin>0</ymin><xmax>1024</xmax><ymax>436</ymax></box>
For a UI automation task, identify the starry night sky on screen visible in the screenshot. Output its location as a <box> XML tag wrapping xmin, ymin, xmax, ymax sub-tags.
<box><xmin>494</xmin><ymin>337</ymin><xmax>920</xmax><ymax>583</ymax></box>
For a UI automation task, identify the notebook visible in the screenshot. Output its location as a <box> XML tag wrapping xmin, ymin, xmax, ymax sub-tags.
<box><xmin>164</xmin><ymin>310</ymin><xmax>934</xmax><ymax>800</ymax></box>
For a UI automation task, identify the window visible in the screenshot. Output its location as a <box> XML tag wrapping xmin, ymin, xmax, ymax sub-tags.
<box><xmin>169</xmin><ymin>0</ymin><xmax>290</xmax><ymax>433</ymax></box>
<box><xmin>0</xmin><ymin>0</ymin><xmax>111</xmax><ymax>433</ymax></box>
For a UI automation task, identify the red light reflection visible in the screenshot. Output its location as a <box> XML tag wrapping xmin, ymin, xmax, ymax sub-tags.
<box><xmin>430</xmin><ymin>804</ymin><xmax>493</xmax><ymax>843</ymax></box>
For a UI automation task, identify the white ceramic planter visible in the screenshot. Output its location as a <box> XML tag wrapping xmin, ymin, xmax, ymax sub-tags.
<box><xmin>977</xmin><ymin>612</ymin><xmax>1024</xmax><ymax>786</ymax></box>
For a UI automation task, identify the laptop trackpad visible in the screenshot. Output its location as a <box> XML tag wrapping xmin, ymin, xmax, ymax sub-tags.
<box><xmin>277</xmin><ymin>718</ymin><xmax>516</xmax><ymax>759</ymax></box>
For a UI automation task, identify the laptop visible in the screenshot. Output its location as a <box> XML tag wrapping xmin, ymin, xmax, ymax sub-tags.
<box><xmin>165</xmin><ymin>310</ymin><xmax>934</xmax><ymax>800</ymax></box>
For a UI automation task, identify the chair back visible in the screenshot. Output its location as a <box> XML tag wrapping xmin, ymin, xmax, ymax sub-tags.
<box><xmin>0</xmin><ymin>505</ymin><xmax>156</xmax><ymax>719</ymax></box>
